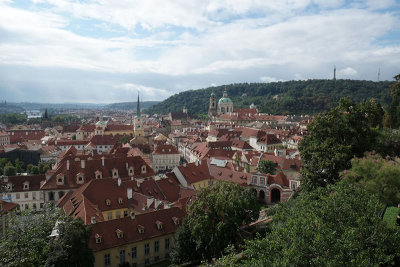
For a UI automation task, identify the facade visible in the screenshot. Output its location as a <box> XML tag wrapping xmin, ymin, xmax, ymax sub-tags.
<box><xmin>152</xmin><ymin>144</ymin><xmax>180</xmax><ymax>172</ymax></box>
<box><xmin>1</xmin><ymin>175</ymin><xmax>45</xmax><ymax>211</ymax></box>
<box><xmin>134</xmin><ymin>94</ymin><xmax>145</xmax><ymax>137</ymax></box>
<box><xmin>0</xmin><ymin>131</ymin><xmax>10</xmax><ymax>146</ymax></box>
<box><xmin>173</xmin><ymin>160</ymin><xmax>213</xmax><ymax>191</ymax></box>
<box><xmin>90</xmin><ymin>207</ymin><xmax>185</xmax><ymax>267</ymax></box>
<box><xmin>217</xmin><ymin>90</ymin><xmax>234</xmax><ymax>115</ymax></box>
<box><xmin>250</xmin><ymin>172</ymin><xmax>294</xmax><ymax>203</ymax></box>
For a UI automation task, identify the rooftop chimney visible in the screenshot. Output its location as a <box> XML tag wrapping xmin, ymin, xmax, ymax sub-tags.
<box><xmin>67</xmin><ymin>160</ymin><xmax>70</xmax><ymax>171</ymax></box>
<box><xmin>117</xmin><ymin>177</ymin><xmax>122</xmax><ymax>187</ymax></box>
<box><xmin>91</xmin><ymin>217</ymin><xmax>96</xmax><ymax>224</ymax></box>
<box><xmin>127</xmin><ymin>187</ymin><xmax>133</xmax><ymax>199</ymax></box>
<box><xmin>130</xmin><ymin>211</ymin><xmax>135</xmax><ymax>220</ymax></box>
<box><xmin>101</xmin><ymin>156</ymin><xmax>105</xmax><ymax>167</ymax></box>
<box><xmin>81</xmin><ymin>160</ymin><xmax>85</xmax><ymax>169</ymax></box>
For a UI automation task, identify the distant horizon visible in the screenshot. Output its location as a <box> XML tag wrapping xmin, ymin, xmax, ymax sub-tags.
<box><xmin>0</xmin><ymin>0</ymin><xmax>399</xmax><ymax>103</ymax></box>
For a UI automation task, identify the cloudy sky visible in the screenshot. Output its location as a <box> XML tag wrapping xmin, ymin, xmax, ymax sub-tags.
<box><xmin>0</xmin><ymin>0</ymin><xmax>399</xmax><ymax>103</ymax></box>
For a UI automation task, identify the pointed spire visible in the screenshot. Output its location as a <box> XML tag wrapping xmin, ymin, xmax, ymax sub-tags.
<box><xmin>137</xmin><ymin>92</ymin><xmax>141</xmax><ymax>117</ymax></box>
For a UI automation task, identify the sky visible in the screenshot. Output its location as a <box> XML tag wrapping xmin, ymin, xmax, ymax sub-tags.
<box><xmin>0</xmin><ymin>0</ymin><xmax>399</xmax><ymax>103</ymax></box>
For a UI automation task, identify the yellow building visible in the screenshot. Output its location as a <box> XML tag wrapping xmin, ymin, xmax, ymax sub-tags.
<box><xmin>90</xmin><ymin>207</ymin><xmax>185</xmax><ymax>267</ymax></box>
<box><xmin>173</xmin><ymin>160</ymin><xmax>213</xmax><ymax>191</ymax></box>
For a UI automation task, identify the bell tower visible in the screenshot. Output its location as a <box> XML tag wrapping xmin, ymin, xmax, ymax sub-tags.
<box><xmin>208</xmin><ymin>91</ymin><xmax>217</xmax><ymax>119</ymax></box>
<box><xmin>134</xmin><ymin>92</ymin><xmax>144</xmax><ymax>137</ymax></box>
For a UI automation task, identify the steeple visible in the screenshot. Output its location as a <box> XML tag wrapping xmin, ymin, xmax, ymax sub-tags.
<box><xmin>333</xmin><ymin>65</ymin><xmax>336</xmax><ymax>81</ymax></box>
<box><xmin>136</xmin><ymin>92</ymin><xmax>141</xmax><ymax>117</ymax></box>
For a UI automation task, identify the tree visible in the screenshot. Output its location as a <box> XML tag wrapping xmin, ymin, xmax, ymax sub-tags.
<box><xmin>31</xmin><ymin>166</ymin><xmax>40</xmax><ymax>175</ymax></box>
<box><xmin>299</xmin><ymin>98</ymin><xmax>381</xmax><ymax>190</ymax></box>
<box><xmin>170</xmin><ymin>219</ymin><xmax>200</xmax><ymax>265</ymax></box>
<box><xmin>38</xmin><ymin>162</ymin><xmax>50</xmax><ymax>174</ymax></box>
<box><xmin>26</xmin><ymin>164</ymin><xmax>33</xmax><ymax>174</ymax></box>
<box><xmin>257</xmin><ymin>160</ymin><xmax>276</xmax><ymax>174</ymax></box>
<box><xmin>119</xmin><ymin>136</ymin><xmax>130</xmax><ymax>144</ymax></box>
<box><xmin>384</xmin><ymin>74</ymin><xmax>400</xmax><ymax>128</ymax></box>
<box><xmin>172</xmin><ymin>181</ymin><xmax>259</xmax><ymax>263</ymax></box>
<box><xmin>241</xmin><ymin>181</ymin><xmax>400</xmax><ymax>266</ymax></box>
<box><xmin>14</xmin><ymin>158</ymin><xmax>24</xmax><ymax>173</ymax></box>
<box><xmin>46</xmin><ymin>217</ymin><xmax>94</xmax><ymax>267</ymax></box>
<box><xmin>3</xmin><ymin>165</ymin><xmax>16</xmax><ymax>176</ymax></box>
<box><xmin>0</xmin><ymin>204</ymin><xmax>94</xmax><ymax>267</ymax></box>
<box><xmin>342</xmin><ymin>153</ymin><xmax>400</xmax><ymax>206</ymax></box>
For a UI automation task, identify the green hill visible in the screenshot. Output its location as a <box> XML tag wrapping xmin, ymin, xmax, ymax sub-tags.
<box><xmin>145</xmin><ymin>79</ymin><xmax>394</xmax><ymax>116</ymax></box>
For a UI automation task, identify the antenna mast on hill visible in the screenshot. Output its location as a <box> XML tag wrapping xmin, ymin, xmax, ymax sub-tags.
<box><xmin>378</xmin><ymin>67</ymin><xmax>381</xmax><ymax>82</ymax></box>
<box><xmin>333</xmin><ymin>65</ymin><xmax>336</xmax><ymax>81</ymax></box>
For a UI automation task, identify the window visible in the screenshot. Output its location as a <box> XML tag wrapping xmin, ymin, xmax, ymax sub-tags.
<box><xmin>260</xmin><ymin>177</ymin><xmax>265</xmax><ymax>185</ymax></box>
<box><xmin>25</xmin><ymin>192</ymin><xmax>29</xmax><ymax>199</ymax></box>
<box><xmin>144</xmin><ymin>243</ymin><xmax>150</xmax><ymax>255</ymax></box>
<box><xmin>131</xmin><ymin>247</ymin><xmax>137</xmax><ymax>259</ymax></box>
<box><xmin>124</xmin><ymin>210</ymin><xmax>128</xmax><ymax>217</ymax></box>
<box><xmin>16</xmin><ymin>193</ymin><xmax>20</xmax><ymax>199</ymax></box>
<box><xmin>116</xmin><ymin>211</ymin><xmax>121</xmax><ymax>219</ymax></box>
<box><xmin>119</xmin><ymin>250</ymin><xmax>125</xmax><ymax>265</ymax></box>
<box><xmin>145</xmin><ymin>259</ymin><xmax>150</xmax><ymax>265</ymax></box>
<box><xmin>252</xmin><ymin>176</ymin><xmax>257</xmax><ymax>184</ymax></box>
<box><xmin>292</xmin><ymin>182</ymin><xmax>297</xmax><ymax>189</ymax></box>
<box><xmin>105</xmin><ymin>199</ymin><xmax>111</xmax><ymax>206</ymax></box>
<box><xmin>33</xmin><ymin>203</ymin><xmax>37</xmax><ymax>210</ymax></box>
<box><xmin>118</xmin><ymin>197</ymin><xmax>123</xmax><ymax>204</ymax></box>
<box><xmin>107</xmin><ymin>212</ymin><xmax>112</xmax><ymax>220</ymax></box>
<box><xmin>104</xmin><ymin>254</ymin><xmax>110</xmax><ymax>267</ymax></box>
<box><xmin>154</xmin><ymin>256</ymin><xmax>160</xmax><ymax>262</ymax></box>
<box><xmin>32</xmin><ymin>193</ymin><xmax>36</xmax><ymax>200</ymax></box>
<box><xmin>165</xmin><ymin>253</ymin><xmax>170</xmax><ymax>259</ymax></box>
<box><xmin>116</xmin><ymin>229</ymin><xmax>124</xmax><ymax>239</ymax></box>
<box><xmin>165</xmin><ymin>238</ymin><xmax>170</xmax><ymax>250</ymax></box>
<box><xmin>154</xmin><ymin>240</ymin><xmax>159</xmax><ymax>253</ymax></box>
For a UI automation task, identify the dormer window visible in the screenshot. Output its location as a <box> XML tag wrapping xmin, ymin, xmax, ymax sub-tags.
<box><xmin>112</xmin><ymin>168</ymin><xmax>118</xmax><ymax>178</ymax></box>
<box><xmin>95</xmin><ymin>170</ymin><xmax>102</xmax><ymax>179</ymax></box>
<box><xmin>116</xmin><ymin>229</ymin><xmax>124</xmax><ymax>239</ymax></box>
<box><xmin>156</xmin><ymin>220</ymin><xmax>163</xmax><ymax>230</ymax></box>
<box><xmin>76</xmin><ymin>173</ymin><xmax>84</xmax><ymax>184</ymax></box>
<box><xmin>105</xmin><ymin>199</ymin><xmax>111</xmax><ymax>206</ymax></box>
<box><xmin>137</xmin><ymin>225</ymin><xmax>145</xmax><ymax>234</ymax></box>
<box><xmin>128</xmin><ymin>166</ymin><xmax>134</xmax><ymax>176</ymax></box>
<box><xmin>172</xmin><ymin>217</ymin><xmax>180</xmax><ymax>226</ymax></box>
<box><xmin>118</xmin><ymin>197</ymin><xmax>123</xmax><ymax>204</ymax></box>
<box><xmin>141</xmin><ymin>165</ymin><xmax>146</xmax><ymax>173</ymax></box>
<box><xmin>7</xmin><ymin>183</ymin><xmax>12</xmax><ymax>190</ymax></box>
<box><xmin>23</xmin><ymin>182</ymin><xmax>29</xmax><ymax>190</ymax></box>
<box><xmin>95</xmin><ymin>233</ymin><xmax>102</xmax><ymax>243</ymax></box>
<box><xmin>56</xmin><ymin>174</ymin><xmax>64</xmax><ymax>185</ymax></box>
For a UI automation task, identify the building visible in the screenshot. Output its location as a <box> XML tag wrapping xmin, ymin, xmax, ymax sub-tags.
<box><xmin>173</xmin><ymin>160</ymin><xmax>213</xmax><ymax>190</ymax></box>
<box><xmin>90</xmin><ymin>207</ymin><xmax>185</xmax><ymax>267</ymax></box>
<box><xmin>0</xmin><ymin>131</ymin><xmax>10</xmax><ymax>146</ymax></box>
<box><xmin>208</xmin><ymin>92</ymin><xmax>217</xmax><ymax>119</ymax></box>
<box><xmin>152</xmin><ymin>144</ymin><xmax>180</xmax><ymax>173</ymax></box>
<box><xmin>217</xmin><ymin>90</ymin><xmax>234</xmax><ymax>115</ymax></box>
<box><xmin>0</xmin><ymin>200</ymin><xmax>19</xmax><ymax>238</ymax></box>
<box><xmin>1</xmin><ymin>175</ymin><xmax>45</xmax><ymax>211</ymax></box>
<box><xmin>134</xmin><ymin>93</ymin><xmax>145</xmax><ymax>137</ymax></box>
<box><xmin>249</xmin><ymin>172</ymin><xmax>294</xmax><ymax>203</ymax></box>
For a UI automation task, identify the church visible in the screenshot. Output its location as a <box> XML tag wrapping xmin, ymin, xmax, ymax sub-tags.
<box><xmin>208</xmin><ymin>89</ymin><xmax>234</xmax><ymax>119</ymax></box>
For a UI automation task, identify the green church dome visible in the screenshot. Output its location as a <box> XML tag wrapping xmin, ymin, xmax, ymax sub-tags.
<box><xmin>218</xmin><ymin>97</ymin><xmax>232</xmax><ymax>104</ymax></box>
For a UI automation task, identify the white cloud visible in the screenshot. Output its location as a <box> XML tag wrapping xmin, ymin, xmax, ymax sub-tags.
<box><xmin>260</xmin><ymin>76</ymin><xmax>280</xmax><ymax>83</ymax></box>
<box><xmin>338</xmin><ymin>67</ymin><xmax>358</xmax><ymax>77</ymax></box>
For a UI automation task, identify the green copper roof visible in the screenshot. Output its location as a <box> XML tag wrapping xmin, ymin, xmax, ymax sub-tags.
<box><xmin>211</xmin><ymin>92</ymin><xmax>216</xmax><ymax>98</ymax></box>
<box><xmin>218</xmin><ymin>97</ymin><xmax>232</xmax><ymax>104</ymax></box>
<box><xmin>96</xmin><ymin>120</ymin><xmax>107</xmax><ymax>126</ymax></box>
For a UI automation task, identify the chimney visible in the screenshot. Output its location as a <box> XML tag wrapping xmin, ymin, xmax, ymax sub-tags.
<box><xmin>101</xmin><ymin>156</ymin><xmax>105</xmax><ymax>166</ymax></box>
<box><xmin>126</xmin><ymin>162</ymin><xmax>128</xmax><ymax>171</ymax></box>
<box><xmin>91</xmin><ymin>217</ymin><xmax>96</xmax><ymax>224</ymax></box>
<box><xmin>154</xmin><ymin>199</ymin><xmax>162</xmax><ymax>210</ymax></box>
<box><xmin>130</xmin><ymin>211</ymin><xmax>135</xmax><ymax>220</ymax></box>
<box><xmin>67</xmin><ymin>160</ymin><xmax>70</xmax><ymax>170</ymax></box>
<box><xmin>195</xmin><ymin>161</ymin><xmax>198</xmax><ymax>166</ymax></box>
<box><xmin>81</xmin><ymin>160</ymin><xmax>85</xmax><ymax>169</ymax></box>
<box><xmin>127</xmin><ymin>188</ymin><xmax>133</xmax><ymax>199</ymax></box>
<box><xmin>117</xmin><ymin>177</ymin><xmax>122</xmax><ymax>187</ymax></box>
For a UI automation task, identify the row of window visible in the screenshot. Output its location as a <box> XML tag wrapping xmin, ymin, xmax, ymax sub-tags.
<box><xmin>104</xmin><ymin>239</ymin><xmax>170</xmax><ymax>267</ymax></box>
<box><xmin>14</xmin><ymin>191</ymin><xmax>43</xmax><ymax>200</ymax></box>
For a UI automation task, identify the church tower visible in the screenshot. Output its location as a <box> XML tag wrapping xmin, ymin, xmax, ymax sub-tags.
<box><xmin>134</xmin><ymin>92</ymin><xmax>145</xmax><ymax>137</ymax></box>
<box><xmin>208</xmin><ymin>92</ymin><xmax>217</xmax><ymax>119</ymax></box>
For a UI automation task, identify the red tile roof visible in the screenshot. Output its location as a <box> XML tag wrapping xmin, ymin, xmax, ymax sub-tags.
<box><xmin>5</xmin><ymin>175</ymin><xmax>45</xmax><ymax>192</ymax></box>
<box><xmin>89</xmin><ymin>207</ymin><xmax>185</xmax><ymax>251</ymax></box>
<box><xmin>6</xmin><ymin>129</ymin><xmax>45</xmax><ymax>143</ymax></box>
<box><xmin>152</xmin><ymin>144</ymin><xmax>179</xmax><ymax>155</ymax></box>
<box><xmin>0</xmin><ymin>200</ymin><xmax>19</xmax><ymax>213</ymax></box>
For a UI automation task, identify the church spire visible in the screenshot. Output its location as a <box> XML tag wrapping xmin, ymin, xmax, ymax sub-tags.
<box><xmin>136</xmin><ymin>92</ymin><xmax>141</xmax><ymax>117</ymax></box>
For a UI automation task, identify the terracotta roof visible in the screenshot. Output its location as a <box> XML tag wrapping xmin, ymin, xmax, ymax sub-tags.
<box><xmin>5</xmin><ymin>175</ymin><xmax>45</xmax><ymax>192</ymax></box>
<box><xmin>260</xmin><ymin>154</ymin><xmax>303</xmax><ymax>172</ymax></box>
<box><xmin>0</xmin><ymin>200</ymin><xmax>19</xmax><ymax>213</ymax></box>
<box><xmin>41</xmin><ymin>154</ymin><xmax>155</xmax><ymax>191</ymax></box>
<box><xmin>77</xmin><ymin>124</ymin><xmax>96</xmax><ymax>132</ymax></box>
<box><xmin>106</xmin><ymin>124</ymin><xmax>133</xmax><ymax>131</ymax></box>
<box><xmin>176</xmin><ymin>160</ymin><xmax>212</xmax><ymax>184</ymax></box>
<box><xmin>89</xmin><ymin>207</ymin><xmax>185</xmax><ymax>252</ymax></box>
<box><xmin>152</xmin><ymin>144</ymin><xmax>179</xmax><ymax>155</ymax></box>
<box><xmin>6</xmin><ymin>129</ymin><xmax>45</xmax><ymax>143</ymax></box>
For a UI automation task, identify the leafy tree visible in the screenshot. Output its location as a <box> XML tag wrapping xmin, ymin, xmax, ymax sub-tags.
<box><xmin>14</xmin><ymin>158</ymin><xmax>24</xmax><ymax>173</ymax></box>
<box><xmin>257</xmin><ymin>160</ymin><xmax>276</xmax><ymax>174</ymax></box>
<box><xmin>384</xmin><ymin>74</ymin><xmax>400</xmax><ymax>128</ymax></box>
<box><xmin>0</xmin><ymin>204</ymin><xmax>94</xmax><ymax>267</ymax></box>
<box><xmin>119</xmin><ymin>136</ymin><xmax>130</xmax><ymax>144</ymax></box>
<box><xmin>31</xmin><ymin>166</ymin><xmax>40</xmax><ymax>175</ymax></box>
<box><xmin>0</xmin><ymin>204</ymin><xmax>61</xmax><ymax>267</ymax></box>
<box><xmin>299</xmin><ymin>98</ymin><xmax>381</xmax><ymax>190</ymax></box>
<box><xmin>342</xmin><ymin>153</ymin><xmax>400</xmax><ymax>206</ymax></box>
<box><xmin>376</xmin><ymin>128</ymin><xmax>400</xmax><ymax>157</ymax></box>
<box><xmin>3</xmin><ymin>165</ymin><xmax>16</xmax><ymax>176</ymax></box>
<box><xmin>241</xmin><ymin>181</ymin><xmax>400</xmax><ymax>266</ymax></box>
<box><xmin>170</xmin><ymin>219</ymin><xmax>200</xmax><ymax>265</ymax></box>
<box><xmin>0</xmin><ymin>113</ymin><xmax>27</xmax><ymax>124</ymax></box>
<box><xmin>26</xmin><ymin>164</ymin><xmax>33</xmax><ymax>174</ymax></box>
<box><xmin>46</xmin><ymin>217</ymin><xmax>94</xmax><ymax>267</ymax></box>
<box><xmin>0</xmin><ymin>158</ymin><xmax>9</xmax><ymax>168</ymax></box>
<box><xmin>38</xmin><ymin>162</ymin><xmax>50</xmax><ymax>174</ymax></box>
<box><xmin>172</xmin><ymin>181</ymin><xmax>259</xmax><ymax>263</ymax></box>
